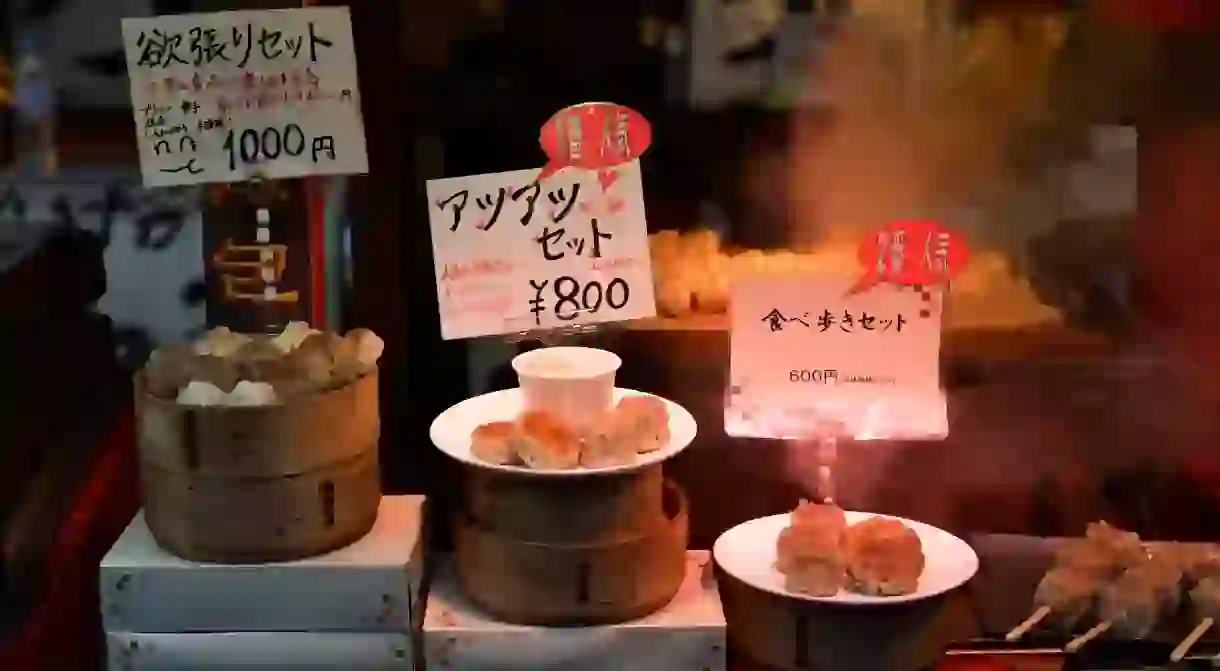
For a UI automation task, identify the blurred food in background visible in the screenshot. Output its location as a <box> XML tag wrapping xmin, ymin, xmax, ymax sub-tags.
<box><xmin>647</xmin><ymin>228</ymin><xmax>1060</xmax><ymax>331</ymax></box>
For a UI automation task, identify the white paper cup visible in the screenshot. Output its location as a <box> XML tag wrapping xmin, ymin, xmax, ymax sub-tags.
<box><xmin>512</xmin><ymin>347</ymin><xmax>622</xmax><ymax>431</ymax></box>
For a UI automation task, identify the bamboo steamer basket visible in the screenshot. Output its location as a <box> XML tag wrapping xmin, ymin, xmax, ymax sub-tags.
<box><xmin>454</xmin><ymin>468</ymin><xmax>689</xmax><ymax>626</ymax></box>
<box><xmin>716</xmin><ymin>569</ymin><xmax>978</xmax><ymax>671</ymax></box>
<box><xmin>134</xmin><ymin>371</ymin><xmax>381</xmax><ymax>563</ymax></box>
<box><xmin>462</xmin><ymin>464</ymin><xmax>665</xmax><ymax>543</ymax></box>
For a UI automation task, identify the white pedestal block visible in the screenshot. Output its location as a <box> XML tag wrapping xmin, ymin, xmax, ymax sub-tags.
<box><xmin>106</xmin><ymin>631</ymin><xmax>413</xmax><ymax>670</ymax></box>
<box><xmin>423</xmin><ymin>550</ymin><xmax>727</xmax><ymax>671</ymax></box>
<box><xmin>100</xmin><ymin>495</ymin><xmax>425</xmax><ymax>633</ymax></box>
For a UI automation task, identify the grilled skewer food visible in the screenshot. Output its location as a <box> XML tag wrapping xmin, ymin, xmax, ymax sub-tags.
<box><xmin>1066</xmin><ymin>564</ymin><xmax>1179</xmax><ymax>652</ymax></box>
<box><xmin>1085</xmin><ymin>521</ymin><xmax>1144</xmax><ymax>557</ymax></box>
<box><xmin>1171</xmin><ymin>576</ymin><xmax>1220</xmax><ymax>662</ymax></box>
<box><xmin>1053</xmin><ymin>521</ymin><xmax>1146</xmax><ymax>578</ymax></box>
<box><xmin>1006</xmin><ymin>568</ymin><xmax>1103</xmax><ymax>641</ymax></box>
<box><xmin>1054</xmin><ymin>524</ymin><xmax>1146</xmax><ymax>580</ymax></box>
<box><xmin>1011</xmin><ymin>521</ymin><xmax>1143</xmax><ymax>643</ymax></box>
<box><xmin>1014</xmin><ymin>524</ymin><xmax>1220</xmax><ymax>651</ymax></box>
<box><xmin>1054</xmin><ymin>539</ymin><xmax>1127</xmax><ymax>579</ymax></box>
<box><xmin>1010</xmin><ymin>521</ymin><xmax>1206</xmax><ymax>645</ymax></box>
<box><xmin>1176</xmin><ymin>545</ymin><xmax>1220</xmax><ymax>586</ymax></box>
<box><xmin>1144</xmin><ymin>555</ymin><xmax>1185</xmax><ymax>613</ymax></box>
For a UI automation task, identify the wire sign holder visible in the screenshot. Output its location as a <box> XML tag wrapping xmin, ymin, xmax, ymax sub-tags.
<box><xmin>500</xmin><ymin>308</ymin><xmax>628</xmax><ymax>347</ymax></box>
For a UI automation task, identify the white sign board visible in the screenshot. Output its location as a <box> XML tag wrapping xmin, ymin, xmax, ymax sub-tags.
<box><xmin>727</xmin><ymin>272</ymin><xmax>947</xmax><ymax>440</ymax></box>
<box><xmin>426</xmin><ymin>162</ymin><xmax>657</xmax><ymax>340</ymax></box>
<box><xmin>120</xmin><ymin>8</ymin><xmax>368</xmax><ymax>187</ymax></box>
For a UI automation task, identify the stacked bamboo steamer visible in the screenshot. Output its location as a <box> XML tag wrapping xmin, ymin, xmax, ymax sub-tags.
<box><xmin>135</xmin><ymin>322</ymin><xmax>384</xmax><ymax>562</ymax></box>
<box><xmin>455</xmin><ymin>468</ymin><xmax>689</xmax><ymax>625</ymax></box>
<box><xmin>432</xmin><ymin>346</ymin><xmax>695</xmax><ymax>625</ymax></box>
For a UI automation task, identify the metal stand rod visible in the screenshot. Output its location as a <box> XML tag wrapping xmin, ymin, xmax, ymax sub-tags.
<box><xmin>816</xmin><ymin>434</ymin><xmax>838</xmax><ymax>505</ymax></box>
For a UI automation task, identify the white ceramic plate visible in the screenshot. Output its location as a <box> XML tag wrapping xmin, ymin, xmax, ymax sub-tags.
<box><xmin>713</xmin><ymin>511</ymin><xmax>979</xmax><ymax>605</ymax></box>
<box><xmin>429</xmin><ymin>387</ymin><xmax>697</xmax><ymax>477</ymax></box>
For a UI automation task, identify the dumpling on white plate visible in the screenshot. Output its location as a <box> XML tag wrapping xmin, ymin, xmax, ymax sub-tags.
<box><xmin>515</xmin><ymin>410</ymin><xmax>580</xmax><ymax>469</ymax></box>
<box><xmin>470</xmin><ymin>421</ymin><xmax>519</xmax><ymax>465</ymax></box>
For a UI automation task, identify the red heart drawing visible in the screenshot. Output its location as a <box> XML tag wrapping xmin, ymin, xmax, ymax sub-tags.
<box><xmin>607</xmin><ymin>198</ymin><xmax>625</xmax><ymax>215</ymax></box>
<box><xmin>597</xmin><ymin>169</ymin><xmax>619</xmax><ymax>192</ymax></box>
<box><xmin>475</xmin><ymin>219</ymin><xmax>491</xmax><ymax>231</ymax></box>
<box><xmin>579</xmin><ymin>201</ymin><xmax>594</xmax><ymax>213</ymax></box>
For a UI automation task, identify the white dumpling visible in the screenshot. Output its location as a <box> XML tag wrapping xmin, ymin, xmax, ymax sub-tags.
<box><xmin>272</xmin><ymin>321</ymin><xmax>320</xmax><ymax>353</ymax></box>
<box><xmin>193</xmin><ymin>327</ymin><xmax>250</xmax><ymax>358</ymax></box>
<box><xmin>346</xmin><ymin>328</ymin><xmax>385</xmax><ymax>368</ymax></box>
<box><xmin>176</xmin><ymin>380</ymin><xmax>228</xmax><ymax>406</ymax></box>
<box><xmin>225</xmin><ymin>380</ymin><xmax>279</xmax><ymax>406</ymax></box>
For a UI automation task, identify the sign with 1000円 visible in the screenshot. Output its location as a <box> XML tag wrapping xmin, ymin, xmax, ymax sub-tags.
<box><xmin>120</xmin><ymin>7</ymin><xmax>369</xmax><ymax>187</ymax></box>
<box><xmin>425</xmin><ymin>161</ymin><xmax>656</xmax><ymax>340</ymax></box>
<box><xmin>727</xmin><ymin>271</ymin><xmax>948</xmax><ymax>441</ymax></box>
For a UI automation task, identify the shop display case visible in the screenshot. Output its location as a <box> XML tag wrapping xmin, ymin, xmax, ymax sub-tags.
<box><xmin>5</xmin><ymin>0</ymin><xmax>1214</xmax><ymax>668</ymax></box>
<box><xmin>378</xmin><ymin>0</ymin><xmax>1220</xmax><ymax>669</ymax></box>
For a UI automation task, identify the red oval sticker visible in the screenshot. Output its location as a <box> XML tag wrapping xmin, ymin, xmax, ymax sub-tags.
<box><xmin>848</xmin><ymin>220</ymin><xmax>970</xmax><ymax>296</ymax></box>
<box><xmin>537</xmin><ymin>102</ymin><xmax>652</xmax><ymax>181</ymax></box>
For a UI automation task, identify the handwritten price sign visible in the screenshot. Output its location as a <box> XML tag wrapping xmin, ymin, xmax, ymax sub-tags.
<box><xmin>425</xmin><ymin>161</ymin><xmax>656</xmax><ymax>340</ymax></box>
<box><xmin>727</xmin><ymin>272</ymin><xmax>947</xmax><ymax>441</ymax></box>
<box><xmin>120</xmin><ymin>7</ymin><xmax>368</xmax><ymax>187</ymax></box>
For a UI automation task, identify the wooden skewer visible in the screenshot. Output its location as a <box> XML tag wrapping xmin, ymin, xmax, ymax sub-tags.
<box><xmin>1006</xmin><ymin>606</ymin><xmax>1051</xmax><ymax>642</ymax></box>
<box><xmin>1065</xmin><ymin>621</ymin><xmax>1111</xmax><ymax>653</ymax></box>
<box><xmin>1170</xmin><ymin>617</ymin><xmax>1214</xmax><ymax>663</ymax></box>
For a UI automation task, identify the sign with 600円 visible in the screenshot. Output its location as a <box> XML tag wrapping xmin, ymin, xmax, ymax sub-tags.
<box><xmin>727</xmin><ymin>271</ymin><xmax>947</xmax><ymax>441</ymax></box>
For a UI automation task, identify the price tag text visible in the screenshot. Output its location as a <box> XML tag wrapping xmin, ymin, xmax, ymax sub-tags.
<box><xmin>426</xmin><ymin>162</ymin><xmax>656</xmax><ymax>340</ymax></box>
<box><xmin>121</xmin><ymin>7</ymin><xmax>368</xmax><ymax>187</ymax></box>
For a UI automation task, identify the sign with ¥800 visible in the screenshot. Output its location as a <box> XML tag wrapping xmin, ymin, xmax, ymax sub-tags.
<box><xmin>727</xmin><ymin>272</ymin><xmax>947</xmax><ymax>441</ymax></box>
<box><xmin>120</xmin><ymin>7</ymin><xmax>368</xmax><ymax>187</ymax></box>
<box><xmin>425</xmin><ymin>161</ymin><xmax>657</xmax><ymax>340</ymax></box>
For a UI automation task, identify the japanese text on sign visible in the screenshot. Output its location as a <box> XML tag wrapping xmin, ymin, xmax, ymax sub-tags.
<box><xmin>761</xmin><ymin>308</ymin><xmax>908</xmax><ymax>333</ymax></box>
<box><xmin>426</xmin><ymin>161</ymin><xmax>656</xmax><ymax>340</ymax></box>
<box><xmin>849</xmin><ymin>220</ymin><xmax>968</xmax><ymax>296</ymax></box>
<box><xmin>728</xmin><ymin>273</ymin><xmax>947</xmax><ymax>441</ymax></box>
<box><xmin>536</xmin><ymin>102</ymin><xmax>653</xmax><ymax>181</ymax></box>
<box><xmin>121</xmin><ymin>7</ymin><xmax>368</xmax><ymax>187</ymax></box>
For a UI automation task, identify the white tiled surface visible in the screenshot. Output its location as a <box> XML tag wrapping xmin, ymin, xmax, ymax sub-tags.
<box><xmin>423</xmin><ymin>550</ymin><xmax>726</xmax><ymax>671</ymax></box>
<box><xmin>100</xmin><ymin>495</ymin><xmax>425</xmax><ymax>633</ymax></box>
<box><xmin>106</xmin><ymin>631</ymin><xmax>413</xmax><ymax>671</ymax></box>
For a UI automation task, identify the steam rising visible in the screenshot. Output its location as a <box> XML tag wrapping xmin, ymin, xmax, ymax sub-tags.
<box><xmin>762</xmin><ymin>7</ymin><xmax>1172</xmax><ymax>514</ymax></box>
<box><xmin>780</xmin><ymin>9</ymin><xmax>1072</xmax><ymax>251</ymax></box>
